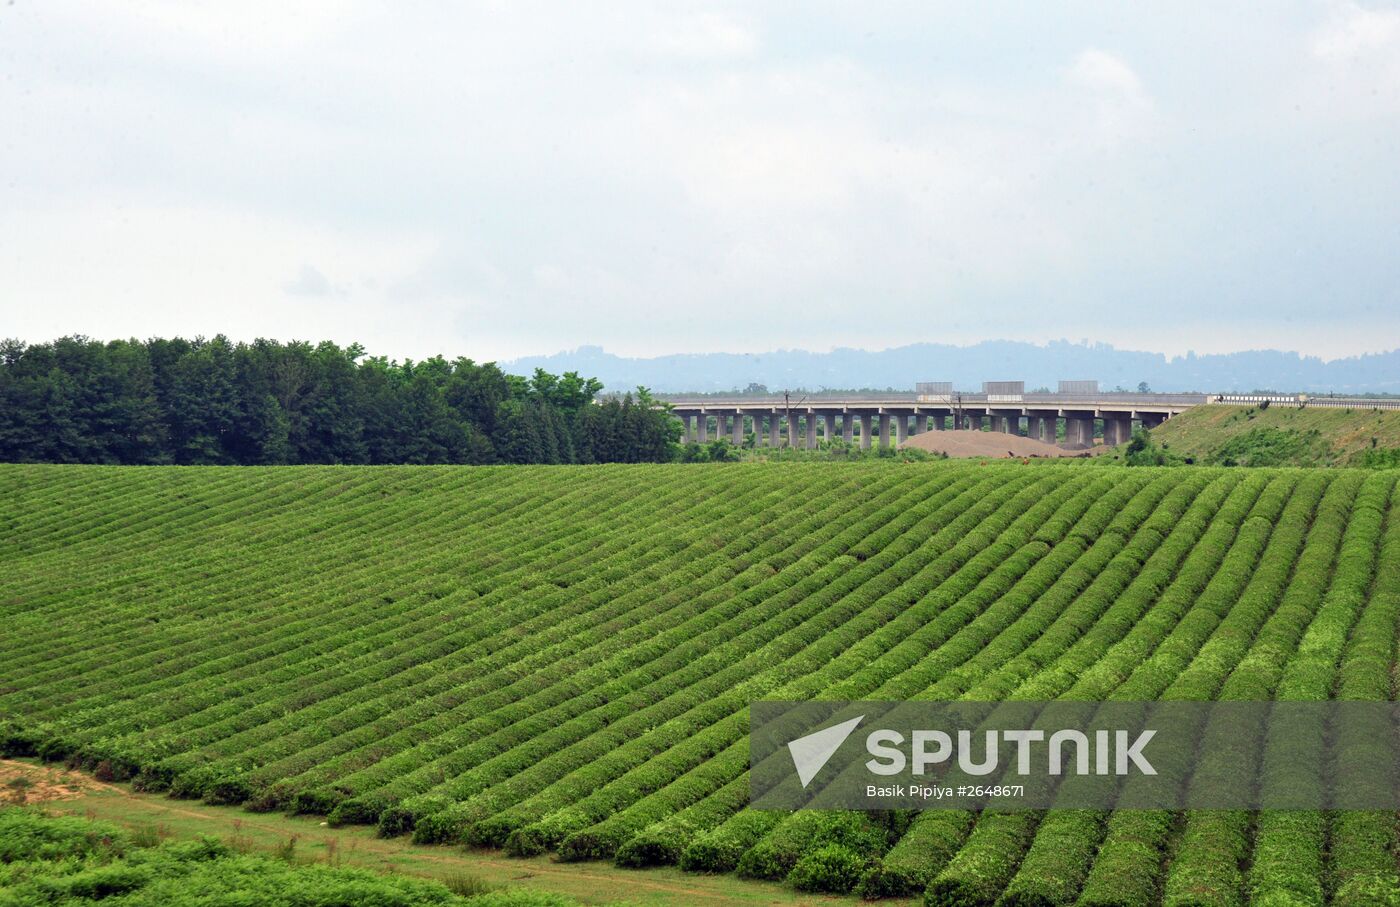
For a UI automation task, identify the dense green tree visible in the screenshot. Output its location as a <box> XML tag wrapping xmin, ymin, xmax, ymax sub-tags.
<box><xmin>164</xmin><ymin>336</ymin><xmax>241</xmax><ymax>464</ymax></box>
<box><xmin>0</xmin><ymin>336</ymin><xmax>678</xmax><ymax>466</ymax></box>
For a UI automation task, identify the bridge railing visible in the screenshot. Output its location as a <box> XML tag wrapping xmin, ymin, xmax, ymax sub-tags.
<box><xmin>657</xmin><ymin>392</ymin><xmax>1398</xmax><ymax>410</ymax></box>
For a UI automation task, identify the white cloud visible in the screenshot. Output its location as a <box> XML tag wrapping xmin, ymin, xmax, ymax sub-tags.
<box><xmin>283</xmin><ymin>264</ymin><xmax>337</xmax><ymax>297</ymax></box>
<box><xmin>0</xmin><ymin>3</ymin><xmax>1396</xmax><ymax>360</ymax></box>
<box><xmin>644</xmin><ymin>11</ymin><xmax>757</xmax><ymax>59</ymax></box>
<box><xmin>1067</xmin><ymin>49</ymin><xmax>1147</xmax><ymax>97</ymax></box>
<box><xmin>1298</xmin><ymin>1</ymin><xmax>1400</xmax><ymax>120</ymax></box>
<box><xmin>0</xmin><ymin>203</ymin><xmax>436</xmax><ymax>350</ymax></box>
<box><xmin>1311</xmin><ymin>2</ymin><xmax>1400</xmax><ymax>60</ymax></box>
<box><xmin>1063</xmin><ymin>49</ymin><xmax>1157</xmax><ymax>148</ymax></box>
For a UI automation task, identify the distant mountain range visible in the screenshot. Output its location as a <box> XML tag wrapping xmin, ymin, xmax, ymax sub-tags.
<box><xmin>503</xmin><ymin>341</ymin><xmax>1400</xmax><ymax>395</ymax></box>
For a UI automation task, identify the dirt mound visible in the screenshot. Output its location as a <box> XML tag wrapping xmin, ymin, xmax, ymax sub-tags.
<box><xmin>901</xmin><ymin>429</ymin><xmax>1089</xmax><ymax>459</ymax></box>
<box><xmin>1</xmin><ymin>759</ymin><xmax>95</xmax><ymax>805</ymax></box>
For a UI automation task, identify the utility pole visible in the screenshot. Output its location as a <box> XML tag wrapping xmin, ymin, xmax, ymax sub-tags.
<box><xmin>783</xmin><ymin>389</ymin><xmax>809</xmax><ymax>447</ymax></box>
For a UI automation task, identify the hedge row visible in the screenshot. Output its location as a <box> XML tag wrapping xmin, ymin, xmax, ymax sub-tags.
<box><xmin>862</xmin><ymin>471</ymin><xmax>1242</xmax><ymax>897</ymax></box>
<box><xmin>636</xmin><ymin>474</ymin><xmax>1121</xmax><ymax>887</ymax></box>
<box><xmin>497</xmin><ymin>471</ymin><xmax>1076</xmax><ymax>857</ymax></box>
<box><xmin>5</xmin><ymin>464</ymin><xmax>1396</xmax><ymax>905</ymax></box>
<box><xmin>928</xmin><ymin>473</ymin><xmax>1298</xmax><ymax>906</ymax></box>
<box><xmin>608</xmin><ymin>473</ymin><xmax>1164</xmax><ymax>876</ymax></box>
<box><xmin>408</xmin><ymin>468</ymin><xmax>1016</xmax><ymax>845</ymax></box>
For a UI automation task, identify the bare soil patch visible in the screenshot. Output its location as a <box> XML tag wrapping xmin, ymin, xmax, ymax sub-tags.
<box><xmin>901</xmin><ymin>429</ymin><xmax>1093</xmax><ymax>459</ymax></box>
<box><xmin>1</xmin><ymin>758</ymin><xmax>98</xmax><ymax>805</ymax></box>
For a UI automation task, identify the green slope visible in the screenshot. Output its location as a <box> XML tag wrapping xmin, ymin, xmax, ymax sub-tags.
<box><xmin>1135</xmin><ymin>403</ymin><xmax>1400</xmax><ymax>466</ymax></box>
<box><xmin>2</xmin><ymin>463</ymin><xmax>1397</xmax><ymax>905</ymax></box>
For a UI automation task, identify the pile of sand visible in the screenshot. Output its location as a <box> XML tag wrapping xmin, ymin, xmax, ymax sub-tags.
<box><xmin>901</xmin><ymin>429</ymin><xmax>1090</xmax><ymax>459</ymax></box>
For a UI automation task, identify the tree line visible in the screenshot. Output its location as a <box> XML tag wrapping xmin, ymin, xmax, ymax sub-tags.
<box><xmin>0</xmin><ymin>336</ymin><xmax>680</xmax><ymax>465</ymax></box>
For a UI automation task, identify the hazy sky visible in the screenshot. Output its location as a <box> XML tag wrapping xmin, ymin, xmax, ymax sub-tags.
<box><xmin>3</xmin><ymin>2</ymin><xmax>1399</xmax><ymax>362</ymax></box>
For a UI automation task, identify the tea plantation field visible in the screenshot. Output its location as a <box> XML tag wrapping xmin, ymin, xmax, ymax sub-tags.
<box><xmin>2</xmin><ymin>463</ymin><xmax>1398</xmax><ymax>906</ymax></box>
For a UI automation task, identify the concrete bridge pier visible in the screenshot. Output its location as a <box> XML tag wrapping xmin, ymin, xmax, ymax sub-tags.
<box><xmin>785</xmin><ymin>412</ymin><xmax>799</xmax><ymax>448</ymax></box>
<box><xmin>823</xmin><ymin>412</ymin><xmax>838</xmax><ymax>444</ymax></box>
<box><xmin>1103</xmin><ymin>416</ymin><xmax>1132</xmax><ymax>446</ymax></box>
<box><xmin>879</xmin><ymin>413</ymin><xmax>891</xmax><ymax>448</ymax></box>
<box><xmin>860</xmin><ymin>413</ymin><xmax>873</xmax><ymax>449</ymax></box>
<box><xmin>767</xmin><ymin>413</ymin><xmax>780</xmax><ymax>447</ymax></box>
<box><xmin>1062</xmin><ymin>412</ymin><xmax>1095</xmax><ymax>449</ymax></box>
<box><xmin>842</xmin><ymin>413</ymin><xmax>854</xmax><ymax>444</ymax></box>
<box><xmin>805</xmin><ymin>414</ymin><xmax>818</xmax><ymax>449</ymax></box>
<box><xmin>894</xmin><ymin>413</ymin><xmax>909</xmax><ymax>446</ymax></box>
<box><xmin>732</xmin><ymin>411</ymin><xmax>744</xmax><ymax>445</ymax></box>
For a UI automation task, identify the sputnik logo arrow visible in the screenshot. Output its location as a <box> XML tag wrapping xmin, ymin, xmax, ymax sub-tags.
<box><xmin>787</xmin><ymin>715</ymin><xmax>864</xmax><ymax>788</ymax></box>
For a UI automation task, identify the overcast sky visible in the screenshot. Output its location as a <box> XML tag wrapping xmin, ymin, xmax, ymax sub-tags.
<box><xmin>3</xmin><ymin>2</ymin><xmax>1399</xmax><ymax>362</ymax></box>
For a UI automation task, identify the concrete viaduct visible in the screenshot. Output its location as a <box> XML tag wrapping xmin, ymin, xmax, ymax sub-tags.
<box><xmin>662</xmin><ymin>391</ymin><xmax>1206</xmax><ymax>451</ymax></box>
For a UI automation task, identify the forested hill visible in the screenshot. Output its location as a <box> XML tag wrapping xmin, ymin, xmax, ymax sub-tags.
<box><xmin>0</xmin><ymin>336</ymin><xmax>678</xmax><ymax>466</ymax></box>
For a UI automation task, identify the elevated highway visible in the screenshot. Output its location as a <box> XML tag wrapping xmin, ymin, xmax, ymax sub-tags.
<box><xmin>658</xmin><ymin>391</ymin><xmax>1398</xmax><ymax>451</ymax></box>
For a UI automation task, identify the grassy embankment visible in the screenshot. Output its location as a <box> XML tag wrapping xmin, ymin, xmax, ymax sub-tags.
<box><xmin>1101</xmin><ymin>403</ymin><xmax>1400</xmax><ymax>466</ymax></box>
<box><xmin>2</xmin><ymin>760</ymin><xmax>864</xmax><ymax>906</ymax></box>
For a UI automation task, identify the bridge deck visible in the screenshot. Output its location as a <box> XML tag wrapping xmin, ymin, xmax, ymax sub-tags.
<box><xmin>658</xmin><ymin>392</ymin><xmax>1400</xmax><ymax>450</ymax></box>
